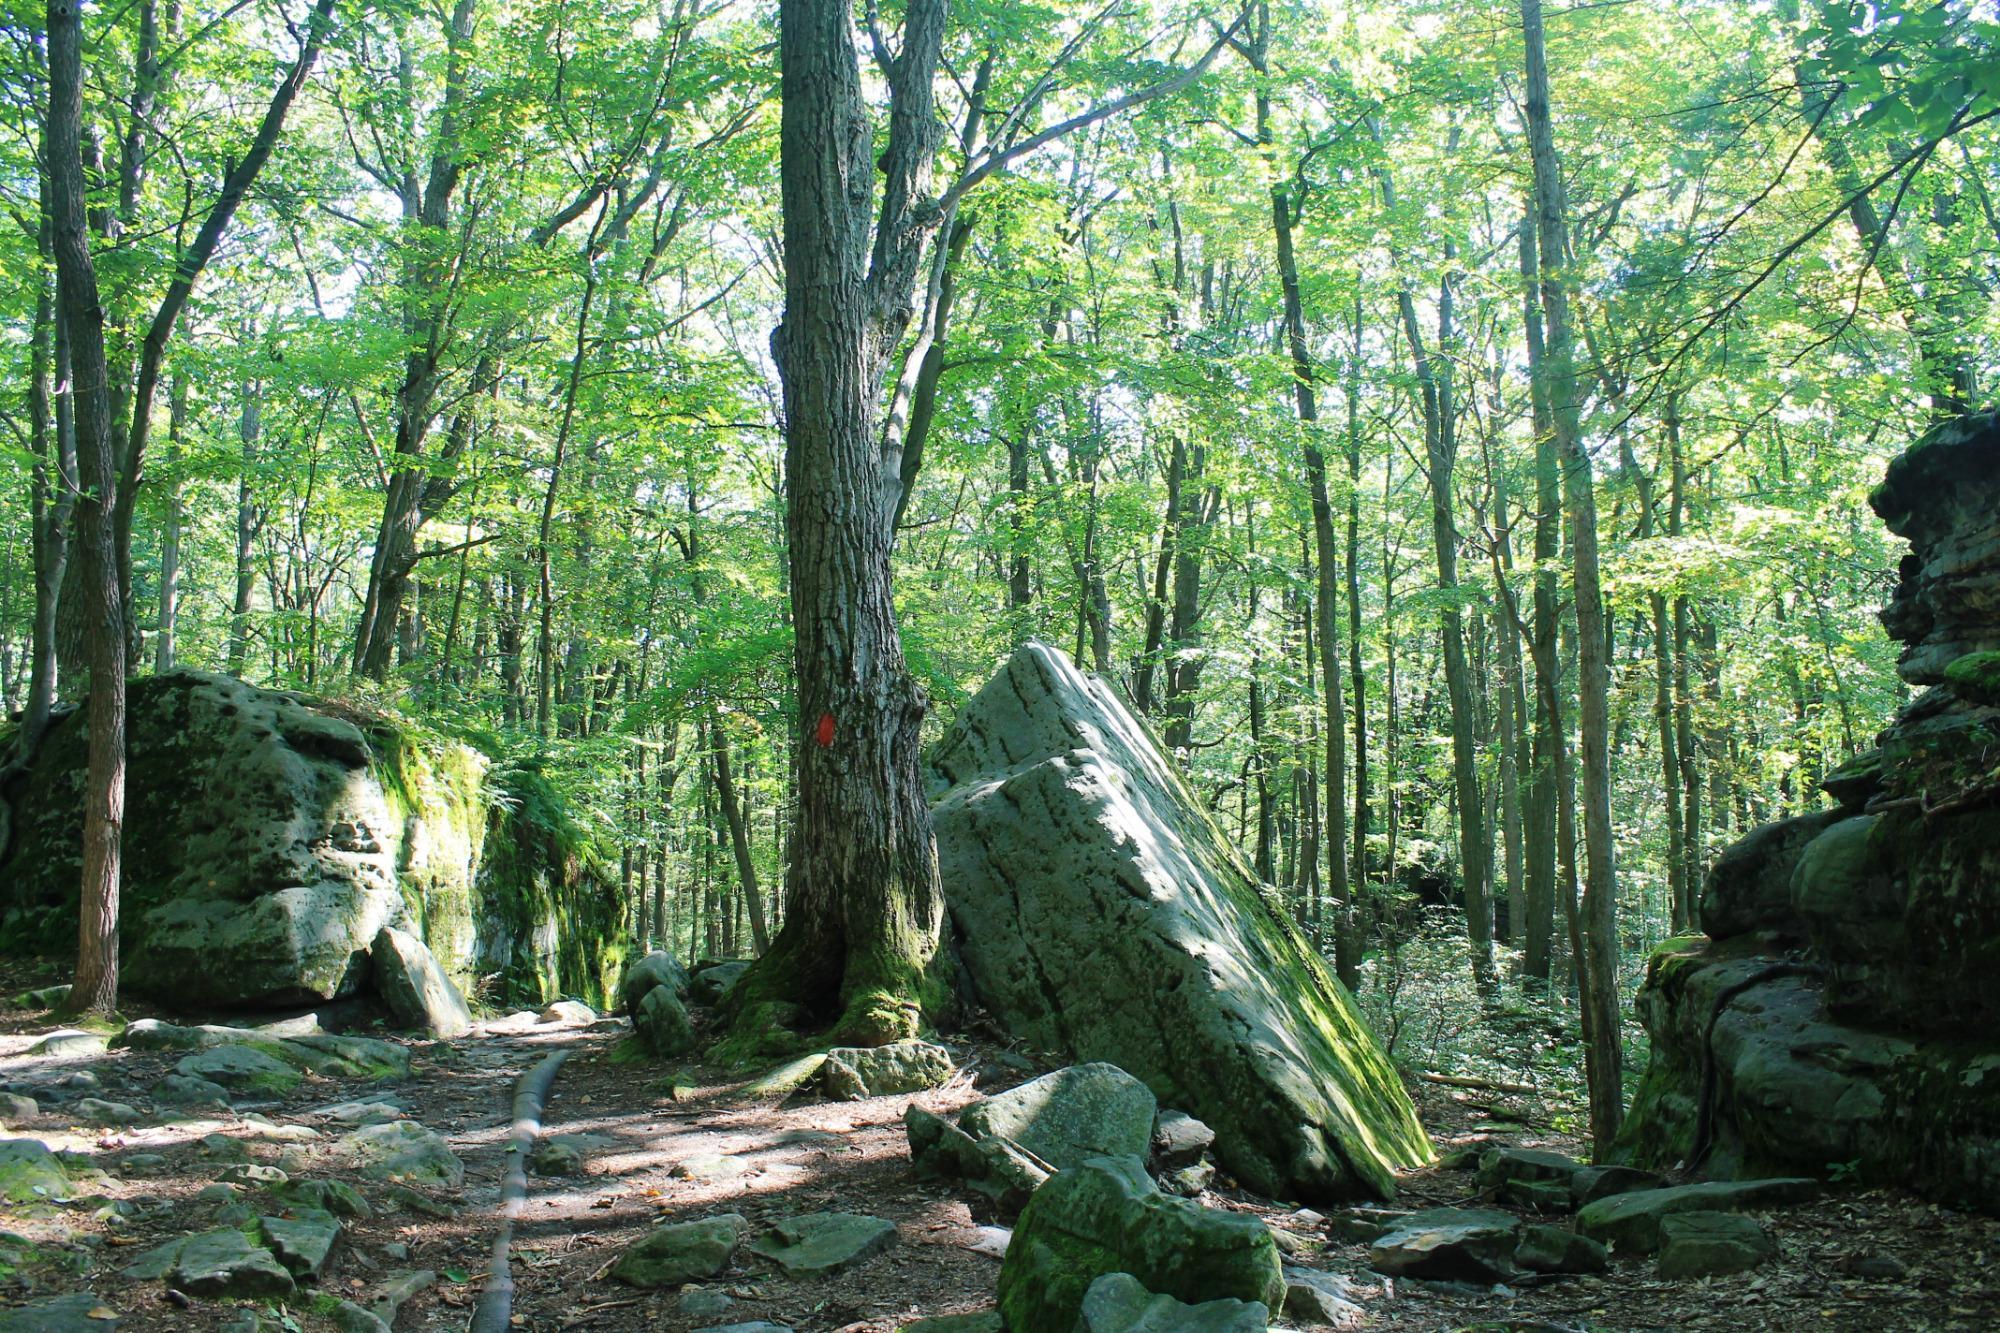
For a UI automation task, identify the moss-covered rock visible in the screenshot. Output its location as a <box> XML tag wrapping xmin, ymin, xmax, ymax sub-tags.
<box><xmin>997</xmin><ymin>1156</ymin><xmax>1283</xmax><ymax>1333</ymax></box>
<box><xmin>0</xmin><ymin>671</ymin><xmax>623</xmax><ymax>1012</ymax></box>
<box><xmin>930</xmin><ymin>642</ymin><xmax>1431</xmax><ymax>1203</ymax></box>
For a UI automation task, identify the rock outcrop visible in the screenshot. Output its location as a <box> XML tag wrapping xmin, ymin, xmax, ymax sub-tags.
<box><xmin>929</xmin><ymin>642</ymin><xmax>1430</xmax><ymax>1203</ymax></box>
<box><xmin>1617</xmin><ymin>412</ymin><xmax>2000</xmax><ymax>1209</ymax></box>
<box><xmin>0</xmin><ymin>670</ymin><xmax>624</xmax><ymax>1011</ymax></box>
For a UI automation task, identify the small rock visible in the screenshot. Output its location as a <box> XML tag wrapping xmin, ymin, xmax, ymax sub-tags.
<box><xmin>528</xmin><ymin>1133</ymin><xmax>605</xmax><ymax>1177</ymax></box>
<box><xmin>902</xmin><ymin>1314</ymin><xmax>1003</xmax><ymax>1332</ymax></box>
<box><xmin>636</xmin><ymin>985</ymin><xmax>697</xmax><ymax>1058</ymax></box>
<box><xmin>169</xmin><ymin>1227</ymin><xmax>298</xmax><ymax>1298</ymax></box>
<box><xmin>381</xmin><ymin>1184</ymin><xmax>457</xmax><ymax>1218</ymax></box>
<box><xmin>310</xmin><ymin>1098</ymin><xmax>403</xmax><ymax>1126</ymax></box>
<box><xmin>0</xmin><ymin>1093</ymin><xmax>38</xmax><ymax>1121</ymax></box>
<box><xmin>1077</xmin><ymin>1272</ymin><xmax>1269</xmax><ymax>1331</ymax></box>
<box><xmin>1568</xmin><ymin>1164</ymin><xmax>1666</xmax><ymax>1208</ymax></box>
<box><xmin>330</xmin><ymin>1302</ymin><xmax>390</xmax><ymax>1333</ymax></box>
<box><xmin>120</xmin><ymin>1153</ymin><xmax>168</xmax><ymax>1174</ymax></box>
<box><xmin>216</xmin><ymin>1163</ymin><xmax>288</xmax><ymax>1187</ymax></box>
<box><xmin>1515</xmin><ymin>1224</ymin><xmax>1609</xmax><ymax>1275</ymax></box>
<box><xmin>611</xmin><ymin>1214</ymin><xmax>746</xmax><ymax>1287</ymax></box>
<box><xmin>538</xmin><ymin>1000</ymin><xmax>597</xmax><ymax>1025</ymax></box>
<box><xmin>381</xmin><ymin>1241</ymin><xmax>409</xmax><ymax>1260</ymax></box>
<box><xmin>671</xmin><ymin>1153</ymin><xmax>748</xmax><ymax>1182</ymax></box>
<box><xmin>0</xmin><ymin>1138</ymin><xmax>74</xmax><ymax>1203</ymax></box>
<box><xmin>1368</xmin><ymin>1208</ymin><xmax>1522</xmax><ymax>1283</ymax></box>
<box><xmin>820</xmin><ymin>1040</ymin><xmax>956</xmax><ymax>1100</ymax></box>
<box><xmin>1151</xmin><ymin>1110</ymin><xmax>1215</xmax><ymax>1169</ymax></box>
<box><xmin>958</xmin><ymin>1064</ymin><xmax>1157</xmax><ymax>1171</ymax></box>
<box><xmin>277</xmin><ymin>1178</ymin><xmax>373</xmax><ymax>1220</ymax></box>
<box><xmin>1655</xmin><ymin>1211</ymin><xmax>1776</xmax><ymax>1278</ymax></box>
<box><xmin>686</xmin><ymin>960</ymin><xmax>750</xmax><ymax>1007</ymax></box>
<box><xmin>678</xmin><ymin>1286</ymin><xmax>736</xmax><ymax>1322</ymax></box>
<box><xmin>745</xmin><ymin>1212</ymin><xmax>897</xmax><ymax>1276</ymax></box>
<box><xmin>691</xmin><ymin>1324</ymin><xmax>790</xmax><ymax>1333</ymax></box>
<box><xmin>1497</xmin><ymin>1177</ymin><xmax>1571</xmax><ymax>1213</ymax></box>
<box><xmin>619</xmin><ymin>951</ymin><xmax>691</xmax><ymax>1014</ymax></box>
<box><xmin>200</xmin><ymin>1132</ymin><xmax>251</xmax><ymax>1162</ymax></box>
<box><xmin>1476</xmin><ymin>1146</ymin><xmax>1582</xmax><ymax>1191</ymax></box>
<box><xmin>0</xmin><ymin>1290</ymin><xmax>119</xmax><ymax>1331</ymax></box>
<box><xmin>1160</xmin><ymin>1162</ymin><xmax>1214</xmax><ymax>1197</ymax></box>
<box><xmin>1282</xmin><ymin>1267</ymin><xmax>1363</xmax><ymax>1328</ymax></box>
<box><xmin>967</xmin><ymin>1225</ymin><xmax>1011</xmax><ymax>1260</ymax></box>
<box><xmin>1843</xmin><ymin>1251</ymin><xmax>1910</xmax><ymax>1281</ymax></box>
<box><xmin>341</xmin><ymin>1121</ymin><xmax>464</xmax><ymax>1189</ymax></box>
<box><xmin>156</xmin><ymin>1075</ymin><xmax>232</xmax><ymax>1112</ymax></box>
<box><xmin>28</xmin><ymin>1029</ymin><xmax>109</xmax><ymax>1058</ymax></box>
<box><xmin>262</xmin><ymin>1207</ymin><xmax>343</xmax><ymax>1279</ymax></box>
<box><xmin>175</xmin><ymin>1045</ymin><xmax>300</xmax><ymax>1095</ymax></box>
<box><xmin>196</xmin><ymin>1183</ymin><xmax>239</xmax><ymax>1203</ymax></box>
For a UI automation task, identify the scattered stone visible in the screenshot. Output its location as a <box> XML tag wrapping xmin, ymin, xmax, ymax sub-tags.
<box><xmin>677</xmin><ymin>1287</ymin><xmax>736</xmax><ymax>1322</ymax></box>
<box><xmin>820</xmin><ymin>1040</ymin><xmax>955</xmax><ymax>1100</ymax></box>
<box><xmin>967</xmin><ymin>1225</ymin><xmax>1011</xmax><ymax>1260</ymax></box>
<box><xmin>1159</xmin><ymin>1162</ymin><xmax>1215</xmax><ymax>1198</ymax></box>
<box><xmin>28</xmin><ymin>1030</ymin><xmax>109</xmax><ymax>1058</ymax></box>
<box><xmin>746</xmin><ymin>1212</ymin><xmax>897</xmax><ymax>1277</ymax></box>
<box><xmin>931</xmin><ymin>642</ymin><xmax>1432</xmax><ymax>1201</ymax></box>
<box><xmin>1368</xmin><ymin>1208</ymin><xmax>1523</xmax><ymax>1284</ymax></box>
<box><xmin>959</xmin><ymin>1064</ymin><xmax>1156</xmax><ymax>1171</ymax></box>
<box><xmin>156</xmin><ymin>1075</ymin><xmax>231</xmax><ymax>1111</ymax></box>
<box><xmin>1151</xmin><ymin>1111</ymin><xmax>1215</xmax><ymax>1170</ymax></box>
<box><xmin>311</xmin><ymin>1098</ymin><xmax>403</xmax><ymax>1126</ymax></box>
<box><xmin>371</xmin><ymin>926</ymin><xmax>473</xmax><ymax>1038</ymax></box>
<box><xmin>369</xmin><ymin>1268</ymin><xmax>436</xmax><ymax>1324</ymax></box>
<box><xmin>381</xmin><ymin>1184</ymin><xmax>457</xmax><ymax>1218</ymax></box>
<box><xmin>686</xmin><ymin>960</ymin><xmax>750</xmax><ymax>1007</ymax></box>
<box><xmin>906</xmin><ymin>1106</ymin><xmax>1052</xmax><ymax>1217</ymax></box>
<box><xmin>538</xmin><ymin>1000</ymin><xmax>596</xmax><ymax>1024</ymax></box>
<box><xmin>120</xmin><ymin>1153</ymin><xmax>168</xmax><ymax>1174</ymax></box>
<box><xmin>0</xmin><ymin>1138</ymin><xmax>73</xmax><ymax>1203</ymax></box>
<box><xmin>997</xmin><ymin>1156</ymin><xmax>1283</xmax><ymax>1332</ymax></box>
<box><xmin>117</xmin><ymin>1020</ymin><xmax>261</xmax><ymax>1051</ymax></box>
<box><xmin>175</xmin><ymin>1045</ymin><xmax>301</xmax><ymax>1095</ymax></box>
<box><xmin>1568</xmin><ymin>1164</ymin><xmax>1666</xmax><ymax>1208</ymax></box>
<box><xmin>619</xmin><ymin>952</ymin><xmax>691</xmax><ymax>1014</ymax></box>
<box><xmin>196</xmin><ymin>1183</ymin><xmax>239</xmax><ymax>1203</ymax></box>
<box><xmin>1497</xmin><ymin>1178</ymin><xmax>1571</xmax><ymax>1213</ymax></box>
<box><xmin>216</xmin><ymin>1164</ymin><xmax>288</xmax><ymax>1187</ymax></box>
<box><xmin>262</xmin><ymin>1207</ymin><xmax>343</xmax><ymax>1279</ymax></box>
<box><xmin>342</xmin><ymin>1120</ymin><xmax>463</xmax><ymax>1189</ymax></box>
<box><xmin>214</xmin><ymin>1202</ymin><xmax>258</xmax><ymax>1227</ymax></box>
<box><xmin>0</xmin><ymin>1093</ymin><xmax>36</xmax><ymax>1121</ymax></box>
<box><xmin>330</xmin><ymin>1304</ymin><xmax>390</xmax><ymax>1333</ymax></box>
<box><xmin>672</xmin><ymin>1153</ymin><xmax>749</xmax><ymax>1182</ymax></box>
<box><xmin>612</xmin><ymin>1214</ymin><xmax>746</xmax><ymax>1287</ymax></box>
<box><xmin>1655</xmin><ymin>1211</ymin><xmax>1775</xmax><ymax>1278</ymax></box>
<box><xmin>636</xmin><ymin>984</ymin><xmax>697</xmax><ymax>1057</ymax></box>
<box><xmin>902</xmin><ymin>1314</ymin><xmax>1003</xmax><ymax>1332</ymax></box>
<box><xmin>1843</xmin><ymin>1251</ymin><xmax>1910</xmax><ymax>1281</ymax></box>
<box><xmin>71</xmin><ymin>1097</ymin><xmax>140</xmax><ymax>1126</ymax></box>
<box><xmin>1575</xmin><ymin>1178</ymin><xmax>1817</xmax><ymax>1254</ymax></box>
<box><xmin>0</xmin><ymin>1290</ymin><xmax>117</xmax><ymax>1331</ymax></box>
<box><xmin>1077</xmin><ymin>1271</ymin><xmax>1269</xmax><ymax>1331</ymax></box>
<box><xmin>1515</xmin><ymin>1225</ymin><xmax>1610</xmax><ymax>1275</ymax></box>
<box><xmin>1282</xmin><ymin>1267</ymin><xmax>1363</xmax><ymax>1328</ymax></box>
<box><xmin>529</xmin><ymin>1134</ymin><xmax>606</xmax><ymax>1177</ymax></box>
<box><xmin>381</xmin><ymin>1242</ymin><xmax>409</xmax><ymax>1260</ymax></box>
<box><xmin>170</xmin><ymin>1228</ymin><xmax>297</xmax><ymax>1298</ymax></box>
<box><xmin>281</xmin><ymin>1033</ymin><xmax>410</xmax><ymax>1081</ymax></box>
<box><xmin>691</xmin><ymin>1324</ymin><xmax>790</xmax><ymax>1333</ymax></box>
<box><xmin>1476</xmin><ymin>1147</ymin><xmax>1581</xmax><ymax>1191</ymax></box>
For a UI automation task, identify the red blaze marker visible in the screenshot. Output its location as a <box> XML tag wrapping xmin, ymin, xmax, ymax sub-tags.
<box><xmin>814</xmin><ymin>712</ymin><xmax>836</xmax><ymax>748</ymax></box>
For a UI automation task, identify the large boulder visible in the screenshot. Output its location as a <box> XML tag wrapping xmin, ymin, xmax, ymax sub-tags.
<box><xmin>997</xmin><ymin>1156</ymin><xmax>1284</xmax><ymax>1333</ymax></box>
<box><xmin>0</xmin><ymin>671</ymin><xmax>624</xmax><ymax>1010</ymax></box>
<box><xmin>929</xmin><ymin>643</ymin><xmax>1430</xmax><ymax>1202</ymax></box>
<box><xmin>619</xmin><ymin>951</ymin><xmax>690</xmax><ymax>1015</ymax></box>
<box><xmin>1618</xmin><ymin>415</ymin><xmax>2000</xmax><ymax>1211</ymax></box>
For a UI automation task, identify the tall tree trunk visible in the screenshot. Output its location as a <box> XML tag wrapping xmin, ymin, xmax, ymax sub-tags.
<box><xmin>710</xmin><ymin>713</ymin><xmax>771</xmax><ymax>956</ymax></box>
<box><xmin>1251</xmin><ymin>6</ymin><xmax>1354</xmax><ymax>983</ymax></box>
<box><xmin>228</xmin><ymin>381</ymin><xmax>261</xmax><ymax>676</ymax></box>
<box><xmin>153</xmin><ymin>376</ymin><xmax>187</xmax><ymax>672</ymax></box>
<box><xmin>1522</xmin><ymin>0</ymin><xmax>1623</xmax><ymax>1152</ymax></box>
<box><xmin>47</xmin><ymin>0</ymin><xmax>127</xmax><ymax>1016</ymax></box>
<box><xmin>1518</xmin><ymin>219</ymin><xmax>1560</xmax><ymax>987</ymax></box>
<box><xmin>729</xmin><ymin>0</ymin><xmax>951</xmax><ymax>1044</ymax></box>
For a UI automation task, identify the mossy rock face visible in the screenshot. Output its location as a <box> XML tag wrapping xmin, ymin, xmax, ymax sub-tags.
<box><xmin>996</xmin><ymin>1156</ymin><xmax>1284</xmax><ymax>1333</ymax></box>
<box><xmin>0</xmin><ymin>671</ymin><xmax>622</xmax><ymax>1012</ymax></box>
<box><xmin>930</xmin><ymin>642</ymin><xmax>1431</xmax><ymax>1203</ymax></box>
<box><xmin>1699</xmin><ymin>810</ymin><xmax>1844</xmax><ymax>940</ymax></box>
<box><xmin>0</xmin><ymin>1139</ymin><xmax>72</xmax><ymax>1204</ymax></box>
<box><xmin>1871</xmin><ymin>410</ymin><xmax>2000</xmax><ymax>685</ymax></box>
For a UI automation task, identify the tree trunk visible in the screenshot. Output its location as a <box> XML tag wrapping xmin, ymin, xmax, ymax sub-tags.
<box><xmin>1522</xmin><ymin>0</ymin><xmax>1623</xmax><ymax>1153</ymax></box>
<box><xmin>153</xmin><ymin>377</ymin><xmax>187</xmax><ymax>672</ymax></box>
<box><xmin>47</xmin><ymin>0</ymin><xmax>127</xmax><ymax>1016</ymax></box>
<box><xmin>710</xmin><ymin>713</ymin><xmax>771</xmax><ymax>956</ymax></box>
<box><xmin>729</xmin><ymin>0</ymin><xmax>950</xmax><ymax>1045</ymax></box>
<box><xmin>1518</xmin><ymin>219</ymin><xmax>1560</xmax><ymax>987</ymax></box>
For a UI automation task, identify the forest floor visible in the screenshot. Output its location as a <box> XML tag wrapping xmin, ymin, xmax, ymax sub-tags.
<box><xmin>2</xmin><ymin>966</ymin><xmax>1997</xmax><ymax>1332</ymax></box>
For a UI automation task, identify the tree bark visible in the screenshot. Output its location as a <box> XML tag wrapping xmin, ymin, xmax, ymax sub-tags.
<box><xmin>1522</xmin><ymin>0</ymin><xmax>1623</xmax><ymax>1153</ymax></box>
<box><xmin>47</xmin><ymin>0</ymin><xmax>126</xmax><ymax>1016</ymax></box>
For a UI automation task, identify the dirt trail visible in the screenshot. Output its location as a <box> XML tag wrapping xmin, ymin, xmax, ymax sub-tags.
<box><xmin>3</xmin><ymin>986</ymin><xmax>1999</xmax><ymax>1331</ymax></box>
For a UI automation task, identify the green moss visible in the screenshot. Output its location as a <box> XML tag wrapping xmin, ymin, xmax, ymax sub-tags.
<box><xmin>1945</xmin><ymin>651</ymin><xmax>2000</xmax><ymax>706</ymax></box>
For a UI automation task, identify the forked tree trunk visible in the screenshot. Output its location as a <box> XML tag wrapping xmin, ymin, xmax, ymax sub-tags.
<box><xmin>727</xmin><ymin>0</ymin><xmax>950</xmax><ymax>1045</ymax></box>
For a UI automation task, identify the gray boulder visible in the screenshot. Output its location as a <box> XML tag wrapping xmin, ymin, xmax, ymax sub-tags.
<box><xmin>1698</xmin><ymin>810</ymin><xmax>1845</xmax><ymax>939</ymax></box>
<box><xmin>1151</xmin><ymin>1111</ymin><xmax>1215</xmax><ymax>1170</ymax></box>
<box><xmin>1077</xmin><ymin>1272</ymin><xmax>1269</xmax><ymax>1331</ymax></box>
<box><xmin>688</xmin><ymin>960</ymin><xmax>750</xmax><ymax>1007</ymax></box>
<box><xmin>636</xmin><ymin>983</ymin><xmax>697</xmax><ymax>1057</ymax></box>
<box><xmin>1368</xmin><ymin>1208</ymin><xmax>1524</xmax><ymax>1283</ymax></box>
<box><xmin>745</xmin><ymin>1212</ymin><xmax>897</xmax><ymax>1276</ymax></box>
<box><xmin>0</xmin><ymin>1291</ymin><xmax>117</xmax><ymax>1332</ymax></box>
<box><xmin>930</xmin><ymin>643</ymin><xmax>1430</xmax><ymax>1202</ymax></box>
<box><xmin>997</xmin><ymin>1156</ymin><xmax>1283</xmax><ymax>1333</ymax></box>
<box><xmin>612</xmin><ymin>1213</ymin><xmax>746</xmax><ymax>1287</ymax></box>
<box><xmin>262</xmin><ymin>1207</ymin><xmax>343</xmax><ymax>1279</ymax></box>
<box><xmin>958</xmin><ymin>1064</ymin><xmax>1156</xmax><ymax>1170</ymax></box>
<box><xmin>821</xmin><ymin>1039</ymin><xmax>955</xmax><ymax>1099</ymax></box>
<box><xmin>620</xmin><ymin>951</ymin><xmax>690</xmax><ymax>1014</ymax></box>
<box><xmin>0</xmin><ymin>1138</ymin><xmax>73</xmax><ymax>1203</ymax></box>
<box><xmin>176</xmin><ymin>1045</ymin><xmax>301</xmax><ymax>1095</ymax></box>
<box><xmin>371</xmin><ymin>926</ymin><xmax>472</xmax><ymax>1038</ymax></box>
<box><xmin>1576</xmin><ymin>1178</ymin><xmax>1816</xmax><ymax>1254</ymax></box>
<box><xmin>1655</xmin><ymin>1211</ymin><xmax>1775</xmax><ymax>1278</ymax></box>
<box><xmin>341</xmin><ymin>1121</ymin><xmax>464</xmax><ymax>1189</ymax></box>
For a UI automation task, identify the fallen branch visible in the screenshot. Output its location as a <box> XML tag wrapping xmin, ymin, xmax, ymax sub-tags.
<box><xmin>1420</xmin><ymin>1071</ymin><xmax>1540</xmax><ymax>1096</ymax></box>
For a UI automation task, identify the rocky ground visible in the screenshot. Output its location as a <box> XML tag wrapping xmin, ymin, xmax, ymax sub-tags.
<box><xmin>3</xmin><ymin>965</ymin><xmax>1999</xmax><ymax>1332</ymax></box>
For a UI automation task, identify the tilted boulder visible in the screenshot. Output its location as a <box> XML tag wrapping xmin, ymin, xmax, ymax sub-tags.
<box><xmin>1618</xmin><ymin>412</ymin><xmax>2000</xmax><ymax>1210</ymax></box>
<box><xmin>0</xmin><ymin>670</ymin><xmax>622</xmax><ymax>1011</ymax></box>
<box><xmin>929</xmin><ymin>642</ymin><xmax>1430</xmax><ymax>1202</ymax></box>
